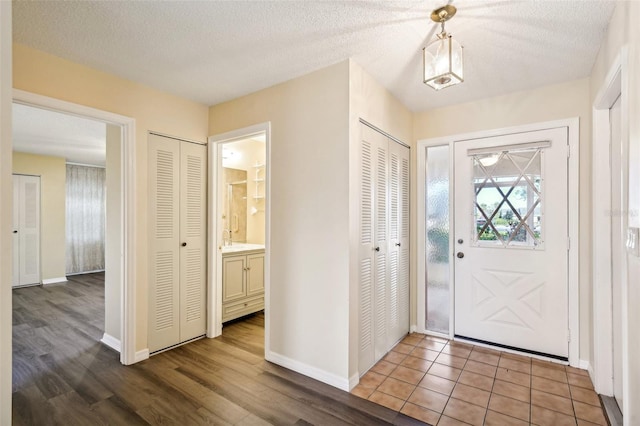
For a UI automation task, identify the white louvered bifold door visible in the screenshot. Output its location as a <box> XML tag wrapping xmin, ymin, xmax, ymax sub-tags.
<box><xmin>149</xmin><ymin>135</ymin><xmax>181</xmax><ymax>352</ymax></box>
<box><xmin>389</xmin><ymin>141</ymin><xmax>410</xmax><ymax>344</ymax></box>
<box><xmin>358</xmin><ymin>124</ymin><xmax>410</xmax><ymax>376</ymax></box>
<box><xmin>12</xmin><ymin>174</ymin><xmax>41</xmax><ymax>287</ymax></box>
<box><xmin>179</xmin><ymin>142</ymin><xmax>207</xmax><ymax>342</ymax></box>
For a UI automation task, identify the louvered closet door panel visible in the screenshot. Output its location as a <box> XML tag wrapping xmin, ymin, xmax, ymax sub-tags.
<box><xmin>12</xmin><ymin>176</ymin><xmax>20</xmax><ymax>287</ymax></box>
<box><xmin>19</xmin><ymin>175</ymin><xmax>41</xmax><ymax>286</ymax></box>
<box><xmin>358</xmin><ymin>125</ymin><xmax>378</xmax><ymax>373</ymax></box>
<box><xmin>148</xmin><ymin>135</ymin><xmax>181</xmax><ymax>352</ymax></box>
<box><xmin>373</xmin><ymin>130</ymin><xmax>390</xmax><ymax>361</ymax></box>
<box><xmin>389</xmin><ymin>141</ymin><xmax>410</xmax><ymax>343</ymax></box>
<box><xmin>179</xmin><ymin>142</ymin><xmax>207</xmax><ymax>342</ymax></box>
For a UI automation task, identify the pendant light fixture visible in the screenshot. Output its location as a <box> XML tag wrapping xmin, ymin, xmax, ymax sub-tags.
<box><xmin>423</xmin><ymin>5</ymin><xmax>464</xmax><ymax>90</ymax></box>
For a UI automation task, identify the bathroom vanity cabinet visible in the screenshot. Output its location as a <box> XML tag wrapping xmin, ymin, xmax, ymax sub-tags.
<box><xmin>222</xmin><ymin>249</ymin><xmax>265</xmax><ymax>322</ymax></box>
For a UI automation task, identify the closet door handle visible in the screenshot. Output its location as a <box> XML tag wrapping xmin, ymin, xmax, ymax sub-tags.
<box><xmin>395</xmin><ymin>242</ymin><xmax>401</xmax><ymax>247</ymax></box>
<box><xmin>181</xmin><ymin>242</ymin><xmax>187</xmax><ymax>247</ymax></box>
<box><xmin>374</xmin><ymin>246</ymin><xmax>380</xmax><ymax>252</ymax></box>
<box><xmin>13</xmin><ymin>230</ymin><xmax>17</xmax><ymax>234</ymax></box>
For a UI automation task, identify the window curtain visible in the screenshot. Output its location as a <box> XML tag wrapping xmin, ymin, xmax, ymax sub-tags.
<box><xmin>66</xmin><ymin>164</ymin><xmax>106</xmax><ymax>274</ymax></box>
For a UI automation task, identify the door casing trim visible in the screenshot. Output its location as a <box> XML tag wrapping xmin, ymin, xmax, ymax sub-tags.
<box><xmin>416</xmin><ymin>118</ymin><xmax>580</xmax><ymax>367</ymax></box>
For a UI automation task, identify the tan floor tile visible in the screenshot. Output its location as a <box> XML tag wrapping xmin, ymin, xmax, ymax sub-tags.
<box><xmin>570</xmin><ymin>385</ymin><xmax>601</xmax><ymax>406</ymax></box>
<box><xmin>401</xmin><ymin>355</ymin><xmax>433</xmax><ymax>373</ymax></box>
<box><xmin>568</xmin><ymin>373</ymin><xmax>594</xmax><ymax>390</ymax></box>
<box><xmin>449</xmin><ymin>340</ymin><xmax>474</xmax><ymax>349</ymax></box>
<box><xmin>426</xmin><ymin>335</ymin><xmax>449</xmax><ymax>344</ymax></box>
<box><xmin>368</xmin><ymin>390</ymin><xmax>404</xmax><ymax>411</ymax></box>
<box><xmin>577</xmin><ymin>419</ymin><xmax>603</xmax><ymax>426</ymax></box>
<box><xmin>359</xmin><ymin>371</ymin><xmax>386</xmax><ymax>388</ymax></box>
<box><xmin>402</xmin><ymin>334</ymin><xmax>425</xmax><ymax>346</ymax></box>
<box><xmin>390</xmin><ymin>365</ymin><xmax>425</xmax><ymax>385</ymax></box>
<box><xmin>441</xmin><ymin>344</ymin><xmax>472</xmax><ymax>358</ymax></box>
<box><xmin>400</xmin><ymin>402</ymin><xmax>441</xmax><ymax>425</ymax></box>
<box><xmin>428</xmin><ymin>362</ymin><xmax>463</xmax><ymax>381</ymax></box>
<box><xmin>457</xmin><ymin>370</ymin><xmax>494</xmax><ymax>392</ymax></box>
<box><xmin>408</xmin><ymin>386</ymin><xmax>449</xmax><ymax>413</ymax></box>
<box><xmin>443</xmin><ymin>398</ymin><xmax>487</xmax><ymax>426</ymax></box>
<box><xmin>384</xmin><ymin>351</ymin><xmax>408</xmax><ymax>365</ymax></box>
<box><xmin>532</xmin><ymin>364</ymin><xmax>568</xmax><ymax>383</ymax></box>
<box><xmin>532</xmin><ymin>358</ymin><xmax>566</xmax><ymax>371</ymax></box>
<box><xmin>418</xmin><ymin>339</ymin><xmax>446</xmax><ymax>351</ymax></box>
<box><xmin>499</xmin><ymin>357</ymin><xmax>531</xmax><ymax>374</ymax></box>
<box><xmin>411</xmin><ymin>347</ymin><xmax>440</xmax><ymax>361</ymax></box>
<box><xmin>566</xmin><ymin>365</ymin><xmax>589</xmax><ymax>377</ymax></box>
<box><xmin>485</xmin><ymin>410</ymin><xmax>529</xmax><ymax>426</ymax></box>
<box><xmin>532</xmin><ymin>375</ymin><xmax>571</xmax><ymax>398</ymax></box>
<box><xmin>500</xmin><ymin>352</ymin><xmax>532</xmax><ymax>364</ymax></box>
<box><xmin>531</xmin><ymin>405</ymin><xmax>577</xmax><ymax>426</ymax></box>
<box><xmin>531</xmin><ymin>389</ymin><xmax>574</xmax><ymax>416</ymax></box>
<box><xmin>573</xmin><ymin>400</ymin><xmax>607</xmax><ymax>425</ymax></box>
<box><xmin>464</xmin><ymin>359</ymin><xmax>497</xmax><ymax>378</ymax></box>
<box><xmin>377</xmin><ymin>377</ymin><xmax>416</xmax><ymax>400</ymax></box>
<box><xmin>488</xmin><ymin>393</ymin><xmax>530</xmax><ymax>422</ymax></box>
<box><xmin>435</xmin><ymin>353</ymin><xmax>468</xmax><ymax>369</ymax></box>
<box><xmin>371</xmin><ymin>360</ymin><xmax>397</xmax><ymax>376</ymax></box>
<box><xmin>496</xmin><ymin>367</ymin><xmax>531</xmax><ymax>388</ymax></box>
<box><xmin>418</xmin><ymin>373</ymin><xmax>456</xmax><ymax>395</ymax></box>
<box><xmin>393</xmin><ymin>343</ymin><xmax>416</xmax><ymax>355</ymax></box>
<box><xmin>468</xmin><ymin>350</ymin><xmax>500</xmax><ymax>366</ymax></box>
<box><xmin>470</xmin><ymin>345</ymin><xmax>502</xmax><ymax>357</ymax></box>
<box><xmin>451</xmin><ymin>383</ymin><xmax>491</xmax><ymax>408</ymax></box>
<box><xmin>437</xmin><ymin>416</ymin><xmax>468</xmax><ymax>426</ymax></box>
<box><xmin>492</xmin><ymin>379</ymin><xmax>530</xmax><ymax>403</ymax></box>
<box><xmin>351</xmin><ymin>384</ymin><xmax>375</xmax><ymax>399</ymax></box>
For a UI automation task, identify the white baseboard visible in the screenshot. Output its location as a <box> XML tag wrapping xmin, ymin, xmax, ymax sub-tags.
<box><xmin>265</xmin><ymin>350</ymin><xmax>350</xmax><ymax>391</ymax></box>
<box><xmin>100</xmin><ymin>333</ymin><xmax>121</xmax><ymax>352</ymax></box>
<box><xmin>581</xmin><ymin>359</ymin><xmax>594</xmax><ymax>381</ymax></box>
<box><xmin>410</xmin><ymin>324</ymin><xmax>417</xmax><ymax>333</ymax></box>
<box><xmin>134</xmin><ymin>349</ymin><xmax>150</xmax><ymax>363</ymax></box>
<box><xmin>42</xmin><ymin>277</ymin><xmax>67</xmax><ymax>285</ymax></box>
<box><xmin>349</xmin><ymin>373</ymin><xmax>359</xmax><ymax>391</ymax></box>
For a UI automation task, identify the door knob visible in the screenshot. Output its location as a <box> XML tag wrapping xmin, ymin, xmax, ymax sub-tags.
<box><xmin>457</xmin><ymin>252</ymin><xmax>464</xmax><ymax>259</ymax></box>
<box><xmin>13</xmin><ymin>230</ymin><xmax>17</xmax><ymax>234</ymax></box>
<box><xmin>374</xmin><ymin>246</ymin><xmax>380</xmax><ymax>252</ymax></box>
<box><xmin>395</xmin><ymin>242</ymin><xmax>401</xmax><ymax>247</ymax></box>
<box><xmin>181</xmin><ymin>242</ymin><xmax>187</xmax><ymax>247</ymax></box>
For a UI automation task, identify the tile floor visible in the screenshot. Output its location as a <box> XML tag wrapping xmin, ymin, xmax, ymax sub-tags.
<box><xmin>351</xmin><ymin>334</ymin><xmax>608</xmax><ymax>426</ymax></box>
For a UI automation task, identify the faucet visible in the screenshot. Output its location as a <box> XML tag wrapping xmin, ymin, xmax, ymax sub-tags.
<box><xmin>223</xmin><ymin>229</ymin><xmax>232</xmax><ymax>246</ymax></box>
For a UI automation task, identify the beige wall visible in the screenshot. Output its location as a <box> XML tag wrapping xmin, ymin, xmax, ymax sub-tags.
<box><xmin>210</xmin><ymin>61</ymin><xmax>352</xmax><ymax>383</ymax></box>
<box><xmin>13</xmin><ymin>43</ymin><xmax>210</xmax><ymax>351</ymax></box>
<box><xmin>347</xmin><ymin>60</ymin><xmax>413</xmax><ymax>380</ymax></box>
<box><xmin>0</xmin><ymin>2</ymin><xmax>12</xmax><ymax>421</ymax></box>
<box><xmin>589</xmin><ymin>2</ymin><xmax>640</xmax><ymax>422</ymax></box>
<box><xmin>413</xmin><ymin>78</ymin><xmax>592</xmax><ymax>362</ymax></box>
<box><xmin>104</xmin><ymin>124</ymin><xmax>121</xmax><ymax>340</ymax></box>
<box><xmin>13</xmin><ymin>151</ymin><xmax>67</xmax><ymax>281</ymax></box>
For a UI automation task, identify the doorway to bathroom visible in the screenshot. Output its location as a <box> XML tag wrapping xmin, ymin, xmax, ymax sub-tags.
<box><xmin>208</xmin><ymin>123</ymin><xmax>270</xmax><ymax>357</ymax></box>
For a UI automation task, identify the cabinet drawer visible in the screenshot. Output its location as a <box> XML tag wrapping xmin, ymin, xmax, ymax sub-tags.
<box><xmin>222</xmin><ymin>294</ymin><xmax>264</xmax><ymax>322</ymax></box>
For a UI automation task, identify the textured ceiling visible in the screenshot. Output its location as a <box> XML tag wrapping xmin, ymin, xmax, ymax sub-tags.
<box><xmin>12</xmin><ymin>1</ymin><xmax>615</xmax><ymax>112</ymax></box>
<box><xmin>13</xmin><ymin>103</ymin><xmax>106</xmax><ymax>166</ymax></box>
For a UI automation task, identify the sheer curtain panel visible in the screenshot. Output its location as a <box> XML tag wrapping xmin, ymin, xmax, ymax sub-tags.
<box><xmin>66</xmin><ymin>164</ymin><xmax>106</xmax><ymax>274</ymax></box>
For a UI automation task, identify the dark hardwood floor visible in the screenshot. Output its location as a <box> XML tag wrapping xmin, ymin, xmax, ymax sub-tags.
<box><xmin>12</xmin><ymin>273</ymin><xmax>425</xmax><ymax>425</ymax></box>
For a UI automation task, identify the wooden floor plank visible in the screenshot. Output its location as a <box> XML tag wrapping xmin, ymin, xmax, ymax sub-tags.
<box><xmin>13</xmin><ymin>273</ymin><xmax>416</xmax><ymax>425</ymax></box>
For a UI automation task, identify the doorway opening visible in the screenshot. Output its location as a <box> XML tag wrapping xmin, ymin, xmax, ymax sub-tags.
<box><xmin>208</xmin><ymin>123</ymin><xmax>270</xmax><ymax>357</ymax></box>
<box><xmin>12</xmin><ymin>90</ymin><xmax>137</xmax><ymax>364</ymax></box>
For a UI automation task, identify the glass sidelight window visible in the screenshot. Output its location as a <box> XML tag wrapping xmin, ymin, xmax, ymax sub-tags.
<box><xmin>471</xmin><ymin>145</ymin><xmax>545</xmax><ymax>248</ymax></box>
<box><xmin>425</xmin><ymin>145</ymin><xmax>450</xmax><ymax>334</ymax></box>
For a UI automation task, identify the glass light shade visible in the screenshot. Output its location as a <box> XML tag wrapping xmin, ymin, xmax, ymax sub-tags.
<box><xmin>423</xmin><ymin>35</ymin><xmax>464</xmax><ymax>90</ymax></box>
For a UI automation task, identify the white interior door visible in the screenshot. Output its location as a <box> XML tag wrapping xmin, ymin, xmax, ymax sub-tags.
<box><xmin>610</xmin><ymin>95</ymin><xmax>624</xmax><ymax>410</ymax></box>
<box><xmin>12</xmin><ymin>174</ymin><xmax>41</xmax><ymax>287</ymax></box>
<box><xmin>454</xmin><ymin>128</ymin><xmax>569</xmax><ymax>358</ymax></box>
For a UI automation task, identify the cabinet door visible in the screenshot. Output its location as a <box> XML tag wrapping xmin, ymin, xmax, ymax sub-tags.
<box><xmin>246</xmin><ymin>253</ymin><xmax>264</xmax><ymax>296</ymax></box>
<box><xmin>223</xmin><ymin>255</ymin><xmax>246</xmax><ymax>303</ymax></box>
<box><xmin>148</xmin><ymin>135</ymin><xmax>181</xmax><ymax>353</ymax></box>
<box><xmin>179</xmin><ymin>141</ymin><xmax>207</xmax><ymax>341</ymax></box>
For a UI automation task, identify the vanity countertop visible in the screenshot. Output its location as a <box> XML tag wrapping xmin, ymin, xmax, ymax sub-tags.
<box><xmin>221</xmin><ymin>243</ymin><xmax>265</xmax><ymax>255</ymax></box>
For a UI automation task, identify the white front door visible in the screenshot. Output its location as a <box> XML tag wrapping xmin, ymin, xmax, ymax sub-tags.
<box><xmin>454</xmin><ymin>128</ymin><xmax>569</xmax><ymax>358</ymax></box>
